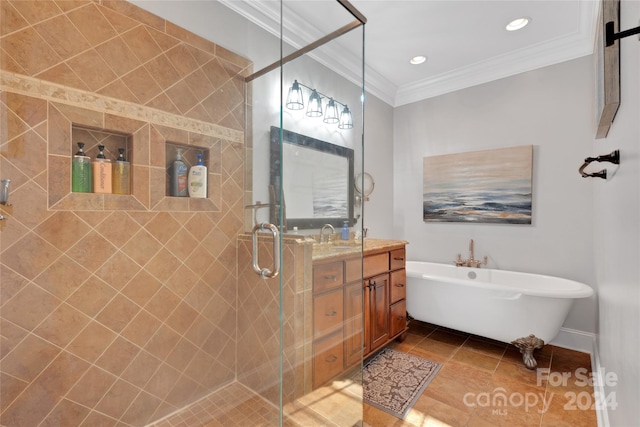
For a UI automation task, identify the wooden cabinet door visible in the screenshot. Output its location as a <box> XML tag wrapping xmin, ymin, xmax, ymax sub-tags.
<box><xmin>368</xmin><ymin>273</ymin><xmax>389</xmax><ymax>353</ymax></box>
<box><xmin>313</xmin><ymin>330</ymin><xmax>344</xmax><ymax>388</ymax></box>
<box><xmin>390</xmin><ymin>299</ymin><xmax>407</xmax><ymax>337</ymax></box>
<box><xmin>344</xmin><ymin>281</ymin><xmax>363</xmax><ymax>367</ymax></box>
<box><xmin>390</xmin><ymin>269</ymin><xmax>406</xmax><ymax>304</ymax></box>
<box><xmin>313</xmin><ymin>288</ymin><xmax>343</xmax><ymax>339</ymax></box>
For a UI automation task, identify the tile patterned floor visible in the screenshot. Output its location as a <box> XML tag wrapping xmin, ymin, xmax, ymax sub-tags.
<box><xmin>364</xmin><ymin>321</ymin><xmax>598</xmax><ymax>427</ymax></box>
<box><xmin>148</xmin><ymin>320</ymin><xmax>597</xmax><ymax>427</ymax></box>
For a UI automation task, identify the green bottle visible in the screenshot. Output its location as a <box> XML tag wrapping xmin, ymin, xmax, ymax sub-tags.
<box><xmin>72</xmin><ymin>142</ymin><xmax>92</xmax><ymax>193</ymax></box>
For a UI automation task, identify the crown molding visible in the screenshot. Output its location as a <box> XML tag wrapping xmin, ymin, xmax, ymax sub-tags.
<box><xmin>394</xmin><ymin>0</ymin><xmax>600</xmax><ymax>106</ymax></box>
<box><xmin>222</xmin><ymin>0</ymin><xmax>600</xmax><ymax>108</ymax></box>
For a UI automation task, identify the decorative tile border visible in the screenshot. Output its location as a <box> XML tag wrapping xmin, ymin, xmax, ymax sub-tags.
<box><xmin>1</xmin><ymin>71</ymin><xmax>244</xmax><ymax>144</ymax></box>
<box><xmin>40</xmin><ymin>92</ymin><xmax>223</xmax><ymax>212</ymax></box>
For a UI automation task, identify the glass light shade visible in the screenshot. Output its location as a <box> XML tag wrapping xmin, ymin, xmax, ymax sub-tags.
<box><xmin>286</xmin><ymin>80</ymin><xmax>304</xmax><ymax>110</ymax></box>
<box><xmin>338</xmin><ymin>106</ymin><xmax>353</xmax><ymax>129</ymax></box>
<box><xmin>323</xmin><ymin>98</ymin><xmax>339</xmax><ymax>124</ymax></box>
<box><xmin>306</xmin><ymin>90</ymin><xmax>322</xmax><ymax>117</ymax></box>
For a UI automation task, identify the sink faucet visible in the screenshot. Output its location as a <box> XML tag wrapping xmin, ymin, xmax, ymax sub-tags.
<box><xmin>320</xmin><ymin>224</ymin><xmax>335</xmax><ymax>244</ymax></box>
<box><xmin>455</xmin><ymin>239</ymin><xmax>487</xmax><ymax>268</ymax></box>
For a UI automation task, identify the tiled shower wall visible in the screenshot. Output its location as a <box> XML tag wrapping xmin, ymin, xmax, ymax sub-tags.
<box><xmin>236</xmin><ymin>236</ymin><xmax>312</xmax><ymax>407</ymax></box>
<box><xmin>1</xmin><ymin>1</ymin><xmax>250</xmax><ymax>425</ymax></box>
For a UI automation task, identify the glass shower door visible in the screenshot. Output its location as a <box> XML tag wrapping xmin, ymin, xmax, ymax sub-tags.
<box><xmin>240</xmin><ymin>1</ymin><xmax>366</xmax><ymax>425</ymax></box>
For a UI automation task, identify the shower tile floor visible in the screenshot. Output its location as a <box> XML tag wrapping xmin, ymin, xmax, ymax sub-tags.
<box><xmin>147</xmin><ymin>378</ymin><xmax>363</xmax><ymax>427</ymax></box>
<box><xmin>149</xmin><ymin>321</ymin><xmax>597</xmax><ymax>427</ymax></box>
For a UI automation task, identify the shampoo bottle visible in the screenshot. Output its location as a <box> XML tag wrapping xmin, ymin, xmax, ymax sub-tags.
<box><xmin>188</xmin><ymin>153</ymin><xmax>207</xmax><ymax>198</ymax></box>
<box><xmin>112</xmin><ymin>148</ymin><xmax>131</xmax><ymax>195</ymax></box>
<box><xmin>72</xmin><ymin>142</ymin><xmax>92</xmax><ymax>193</ymax></box>
<box><xmin>170</xmin><ymin>148</ymin><xmax>188</xmax><ymax>197</ymax></box>
<box><xmin>92</xmin><ymin>145</ymin><xmax>112</xmax><ymax>194</ymax></box>
<box><xmin>341</xmin><ymin>220</ymin><xmax>350</xmax><ymax>240</ymax></box>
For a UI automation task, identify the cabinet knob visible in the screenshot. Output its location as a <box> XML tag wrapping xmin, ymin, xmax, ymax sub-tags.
<box><xmin>326</xmin><ymin>310</ymin><xmax>337</xmax><ymax>317</ymax></box>
<box><xmin>394</xmin><ymin>283</ymin><xmax>405</xmax><ymax>287</ymax></box>
<box><xmin>393</xmin><ymin>257</ymin><xmax>405</xmax><ymax>261</ymax></box>
<box><xmin>325</xmin><ymin>355</ymin><xmax>338</xmax><ymax>363</ymax></box>
<box><xmin>369</xmin><ymin>280</ymin><xmax>376</xmax><ymax>287</ymax></box>
<box><xmin>398</xmin><ymin>316</ymin><xmax>405</xmax><ymax>321</ymax></box>
<box><xmin>324</xmin><ymin>275</ymin><xmax>337</xmax><ymax>281</ymax></box>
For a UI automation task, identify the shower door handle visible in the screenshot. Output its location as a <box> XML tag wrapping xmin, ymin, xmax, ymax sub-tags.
<box><xmin>251</xmin><ymin>222</ymin><xmax>280</xmax><ymax>279</ymax></box>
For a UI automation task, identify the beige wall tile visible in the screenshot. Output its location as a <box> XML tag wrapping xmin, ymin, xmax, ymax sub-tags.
<box><xmin>94</xmin><ymin>378</ymin><xmax>140</xmax><ymax>420</ymax></box>
<box><xmin>0</xmin><ymin>2</ymin><xmax>29</xmax><ymax>37</ymax></box>
<box><xmin>1</xmin><ymin>334</ymin><xmax>61</xmax><ymax>382</ymax></box>
<box><xmin>67</xmin><ymin>3</ymin><xmax>118</xmax><ymax>46</ymax></box>
<box><xmin>66</xmin><ymin>365</ymin><xmax>118</xmax><ymax>408</ymax></box>
<box><xmin>9</xmin><ymin>1</ymin><xmax>63</xmax><ymax>25</ymax></box>
<box><xmin>34</xmin><ymin>15</ymin><xmax>91</xmax><ymax>59</ymax></box>
<box><xmin>33</xmin><ymin>303</ymin><xmax>90</xmax><ymax>347</ymax></box>
<box><xmin>67</xmin><ymin>320</ymin><xmax>117</xmax><ymax>363</ymax></box>
<box><xmin>1</xmin><ymin>0</ymin><xmax>248</xmax><ymax>423</ymax></box>
<box><xmin>66</xmin><ymin>49</ymin><xmax>118</xmax><ymax>92</ymax></box>
<box><xmin>120</xmin><ymin>350</ymin><xmax>163</xmax><ymax>389</ymax></box>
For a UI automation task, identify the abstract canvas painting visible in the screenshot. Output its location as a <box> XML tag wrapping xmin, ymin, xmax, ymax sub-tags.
<box><xmin>423</xmin><ymin>145</ymin><xmax>533</xmax><ymax>224</ymax></box>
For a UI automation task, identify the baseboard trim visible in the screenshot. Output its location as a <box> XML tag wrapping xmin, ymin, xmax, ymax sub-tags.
<box><xmin>549</xmin><ymin>327</ymin><xmax>594</xmax><ymax>353</ymax></box>
<box><xmin>590</xmin><ymin>337</ymin><xmax>610</xmax><ymax>427</ymax></box>
<box><xmin>549</xmin><ymin>329</ymin><xmax>609</xmax><ymax>427</ymax></box>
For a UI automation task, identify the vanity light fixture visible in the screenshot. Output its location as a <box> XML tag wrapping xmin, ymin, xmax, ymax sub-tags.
<box><xmin>410</xmin><ymin>55</ymin><xmax>427</xmax><ymax>65</ymax></box>
<box><xmin>286</xmin><ymin>80</ymin><xmax>304</xmax><ymax>110</ymax></box>
<box><xmin>324</xmin><ymin>98</ymin><xmax>339</xmax><ymax>124</ymax></box>
<box><xmin>338</xmin><ymin>105</ymin><xmax>353</xmax><ymax>129</ymax></box>
<box><xmin>506</xmin><ymin>17</ymin><xmax>530</xmax><ymax>31</ymax></box>
<box><xmin>285</xmin><ymin>80</ymin><xmax>354</xmax><ymax>130</ymax></box>
<box><xmin>306</xmin><ymin>89</ymin><xmax>323</xmax><ymax>117</ymax></box>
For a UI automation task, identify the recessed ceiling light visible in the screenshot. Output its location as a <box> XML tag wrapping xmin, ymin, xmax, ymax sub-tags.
<box><xmin>506</xmin><ymin>17</ymin><xmax>531</xmax><ymax>31</ymax></box>
<box><xmin>410</xmin><ymin>55</ymin><xmax>427</xmax><ymax>65</ymax></box>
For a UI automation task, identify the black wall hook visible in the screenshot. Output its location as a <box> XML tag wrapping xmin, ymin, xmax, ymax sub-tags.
<box><xmin>606</xmin><ymin>21</ymin><xmax>640</xmax><ymax>46</ymax></box>
<box><xmin>579</xmin><ymin>150</ymin><xmax>620</xmax><ymax>179</ymax></box>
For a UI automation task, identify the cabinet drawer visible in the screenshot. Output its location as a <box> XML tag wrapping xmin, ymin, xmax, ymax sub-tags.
<box><xmin>389</xmin><ymin>299</ymin><xmax>407</xmax><ymax>338</ymax></box>
<box><xmin>345</xmin><ymin>258</ymin><xmax>362</xmax><ymax>283</ymax></box>
<box><xmin>364</xmin><ymin>252</ymin><xmax>389</xmax><ymax>278</ymax></box>
<box><xmin>390</xmin><ymin>269</ymin><xmax>406</xmax><ymax>304</ymax></box>
<box><xmin>390</xmin><ymin>248</ymin><xmax>406</xmax><ymax>270</ymax></box>
<box><xmin>313</xmin><ymin>261</ymin><xmax>344</xmax><ymax>293</ymax></box>
<box><xmin>313</xmin><ymin>288</ymin><xmax>344</xmax><ymax>339</ymax></box>
<box><xmin>313</xmin><ymin>331</ymin><xmax>344</xmax><ymax>388</ymax></box>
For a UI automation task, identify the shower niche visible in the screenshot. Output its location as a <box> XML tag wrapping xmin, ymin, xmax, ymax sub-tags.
<box><xmin>164</xmin><ymin>141</ymin><xmax>210</xmax><ymax>199</ymax></box>
<box><xmin>47</xmin><ymin>101</ymin><xmax>222</xmax><ymax>213</ymax></box>
<box><xmin>71</xmin><ymin>125</ymin><xmax>132</xmax><ymax>195</ymax></box>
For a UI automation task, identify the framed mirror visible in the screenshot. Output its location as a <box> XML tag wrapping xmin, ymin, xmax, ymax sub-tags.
<box><xmin>269</xmin><ymin>126</ymin><xmax>354</xmax><ymax>230</ymax></box>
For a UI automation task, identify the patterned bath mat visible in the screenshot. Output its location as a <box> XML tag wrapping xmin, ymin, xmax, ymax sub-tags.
<box><xmin>355</xmin><ymin>348</ymin><xmax>441</xmax><ymax>419</ymax></box>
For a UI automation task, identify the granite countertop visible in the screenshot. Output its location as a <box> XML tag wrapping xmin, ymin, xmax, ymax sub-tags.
<box><xmin>311</xmin><ymin>238</ymin><xmax>407</xmax><ymax>261</ymax></box>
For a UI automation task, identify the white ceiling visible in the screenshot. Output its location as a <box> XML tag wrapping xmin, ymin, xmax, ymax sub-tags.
<box><xmin>221</xmin><ymin>0</ymin><xmax>601</xmax><ymax>107</ymax></box>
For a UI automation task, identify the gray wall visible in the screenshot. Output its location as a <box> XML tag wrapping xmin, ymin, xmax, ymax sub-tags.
<box><xmin>134</xmin><ymin>1</ymin><xmax>639</xmax><ymax>423</ymax></box>
<box><xmin>592</xmin><ymin>1</ymin><xmax>640</xmax><ymax>425</ymax></box>
<box><xmin>391</xmin><ymin>1</ymin><xmax>639</xmax><ymax>420</ymax></box>
<box><xmin>393</xmin><ymin>55</ymin><xmax>597</xmax><ymax>334</ymax></box>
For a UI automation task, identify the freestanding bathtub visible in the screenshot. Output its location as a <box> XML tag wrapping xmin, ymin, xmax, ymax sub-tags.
<box><xmin>406</xmin><ymin>261</ymin><xmax>594</xmax><ymax>369</ymax></box>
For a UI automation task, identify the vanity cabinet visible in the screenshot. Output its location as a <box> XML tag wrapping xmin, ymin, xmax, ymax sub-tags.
<box><xmin>311</xmin><ymin>259</ymin><xmax>344</xmax><ymax>387</ymax></box>
<box><xmin>364</xmin><ymin>273</ymin><xmax>389</xmax><ymax>355</ymax></box>
<box><xmin>311</xmin><ymin>241</ymin><xmax>407</xmax><ymax>389</ymax></box>
<box><xmin>362</xmin><ymin>247</ymin><xmax>407</xmax><ymax>358</ymax></box>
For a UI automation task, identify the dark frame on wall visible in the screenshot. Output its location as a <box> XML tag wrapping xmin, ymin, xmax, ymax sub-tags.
<box><xmin>269</xmin><ymin>126</ymin><xmax>355</xmax><ymax>230</ymax></box>
<box><xmin>595</xmin><ymin>0</ymin><xmax>620</xmax><ymax>139</ymax></box>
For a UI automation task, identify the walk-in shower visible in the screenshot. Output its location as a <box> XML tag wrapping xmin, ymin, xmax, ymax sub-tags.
<box><xmin>0</xmin><ymin>1</ymin><xmax>365</xmax><ymax>426</ymax></box>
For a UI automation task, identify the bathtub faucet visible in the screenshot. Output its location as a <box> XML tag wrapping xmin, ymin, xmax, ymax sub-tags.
<box><xmin>455</xmin><ymin>239</ymin><xmax>488</xmax><ymax>268</ymax></box>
